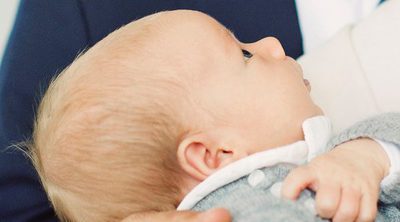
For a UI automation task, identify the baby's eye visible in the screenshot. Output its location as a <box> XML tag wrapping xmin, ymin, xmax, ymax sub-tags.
<box><xmin>242</xmin><ymin>49</ymin><xmax>253</xmax><ymax>60</ymax></box>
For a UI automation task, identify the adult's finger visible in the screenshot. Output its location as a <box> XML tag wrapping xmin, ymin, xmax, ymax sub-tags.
<box><xmin>282</xmin><ymin>166</ymin><xmax>316</xmax><ymax>200</ymax></box>
<box><xmin>121</xmin><ymin>208</ymin><xmax>231</xmax><ymax>222</ymax></box>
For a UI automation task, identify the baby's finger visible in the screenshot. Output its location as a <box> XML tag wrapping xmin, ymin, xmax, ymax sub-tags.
<box><xmin>332</xmin><ymin>187</ymin><xmax>361</xmax><ymax>222</ymax></box>
<box><xmin>315</xmin><ymin>182</ymin><xmax>341</xmax><ymax>219</ymax></box>
<box><xmin>356</xmin><ymin>192</ymin><xmax>378</xmax><ymax>222</ymax></box>
<box><xmin>282</xmin><ymin>166</ymin><xmax>315</xmax><ymax>200</ymax></box>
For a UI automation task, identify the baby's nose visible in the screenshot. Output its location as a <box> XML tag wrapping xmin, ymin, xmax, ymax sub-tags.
<box><xmin>250</xmin><ymin>37</ymin><xmax>286</xmax><ymax>60</ymax></box>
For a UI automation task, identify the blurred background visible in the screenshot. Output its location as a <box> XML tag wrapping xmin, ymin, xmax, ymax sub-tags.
<box><xmin>0</xmin><ymin>0</ymin><xmax>20</xmax><ymax>61</ymax></box>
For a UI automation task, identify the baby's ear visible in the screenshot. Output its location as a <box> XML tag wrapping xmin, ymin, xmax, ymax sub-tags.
<box><xmin>177</xmin><ymin>134</ymin><xmax>235</xmax><ymax>181</ymax></box>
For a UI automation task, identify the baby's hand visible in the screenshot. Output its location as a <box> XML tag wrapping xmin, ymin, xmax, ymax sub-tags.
<box><xmin>281</xmin><ymin>138</ymin><xmax>390</xmax><ymax>222</ymax></box>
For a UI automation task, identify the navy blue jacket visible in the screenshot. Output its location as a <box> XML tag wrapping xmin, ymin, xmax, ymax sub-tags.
<box><xmin>0</xmin><ymin>0</ymin><xmax>302</xmax><ymax>221</ymax></box>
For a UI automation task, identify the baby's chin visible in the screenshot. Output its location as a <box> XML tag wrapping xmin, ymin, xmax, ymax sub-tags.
<box><xmin>314</xmin><ymin>105</ymin><xmax>324</xmax><ymax>116</ymax></box>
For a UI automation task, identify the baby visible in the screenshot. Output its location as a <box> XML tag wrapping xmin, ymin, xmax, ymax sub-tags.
<box><xmin>27</xmin><ymin>10</ymin><xmax>399</xmax><ymax>222</ymax></box>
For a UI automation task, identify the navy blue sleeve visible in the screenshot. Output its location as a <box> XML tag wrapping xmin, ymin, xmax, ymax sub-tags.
<box><xmin>0</xmin><ymin>0</ymin><xmax>89</xmax><ymax>221</ymax></box>
<box><xmin>0</xmin><ymin>1</ymin><xmax>302</xmax><ymax>221</ymax></box>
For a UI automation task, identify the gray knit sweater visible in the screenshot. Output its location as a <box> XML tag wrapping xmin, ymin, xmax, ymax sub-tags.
<box><xmin>191</xmin><ymin>113</ymin><xmax>400</xmax><ymax>221</ymax></box>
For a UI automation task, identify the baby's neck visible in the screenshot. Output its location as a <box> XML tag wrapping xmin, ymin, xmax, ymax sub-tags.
<box><xmin>178</xmin><ymin>171</ymin><xmax>204</xmax><ymax>202</ymax></box>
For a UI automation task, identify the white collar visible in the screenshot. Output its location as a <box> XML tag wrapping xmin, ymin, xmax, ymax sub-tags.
<box><xmin>177</xmin><ymin>115</ymin><xmax>332</xmax><ymax>210</ymax></box>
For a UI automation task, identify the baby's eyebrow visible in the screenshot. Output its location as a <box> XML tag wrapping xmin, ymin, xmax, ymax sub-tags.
<box><xmin>220</xmin><ymin>27</ymin><xmax>241</xmax><ymax>53</ymax></box>
<box><xmin>223</xmin><ymin>28</ymin><xmax>240</xmax><ymax>46</ymax></box>
<box><xmin>226</xmin><ymin>28</ymin><xmax>237</xmax><ymax>39</ymax></box>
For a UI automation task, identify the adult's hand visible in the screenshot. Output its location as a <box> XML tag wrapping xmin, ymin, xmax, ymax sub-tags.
<box><xmin>121</xmin><ymin>208</ymin><xmax>231</xmax><ymax>222</ymax></box>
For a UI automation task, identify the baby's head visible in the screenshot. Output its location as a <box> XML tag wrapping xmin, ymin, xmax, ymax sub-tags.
<box><xmin>28</xmin><ymin>10</ymin><xmax>322</xmax><ymax>221</ymax></box>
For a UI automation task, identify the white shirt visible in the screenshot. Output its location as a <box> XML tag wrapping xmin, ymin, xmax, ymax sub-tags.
<box><xmin>295</xmin><ymin>0</ymin><xmax>381</xmax><ymax>53</ymax></box>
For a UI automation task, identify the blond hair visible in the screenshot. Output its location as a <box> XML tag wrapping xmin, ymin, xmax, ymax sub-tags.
<box><xmin>26</xmin><ymin>14</ymin><xmax>204</xmax><ymax>221</ymax></box>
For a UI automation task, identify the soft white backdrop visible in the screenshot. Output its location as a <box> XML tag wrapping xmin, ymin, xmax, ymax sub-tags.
<box><xmin>0</xmin><ymin>0</ymin><xmax>20</xmax><ymax>62</ymax></box>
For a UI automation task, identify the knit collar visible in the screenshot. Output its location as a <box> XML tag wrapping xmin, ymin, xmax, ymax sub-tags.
<box><xmin>177</xmin><ymin>115</ymin><xmax>332</xmax><ymax>210</ymax></box>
